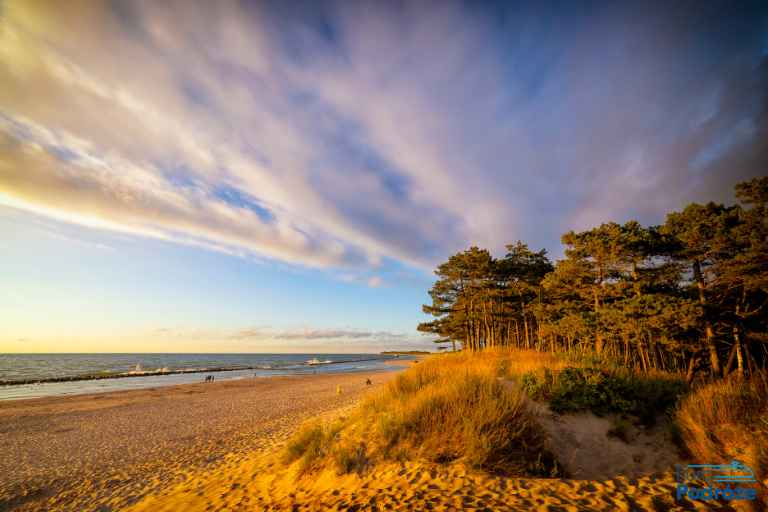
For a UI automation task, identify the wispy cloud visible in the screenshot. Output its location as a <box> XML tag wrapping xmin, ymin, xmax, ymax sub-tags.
<box><xmin>1</xmin><ymin>0</ymin><xmax>765</xmax><ymax>274</ymax></box>
<box><xmin>229</xmin><ymin>327</ymin><xmax>413</xmax><ymax>342</ymax></box>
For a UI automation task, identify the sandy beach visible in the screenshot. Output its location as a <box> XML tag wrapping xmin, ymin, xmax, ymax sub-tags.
<box><xmin>2</xmin><ymin>355</ymin><xmax>758</xmax><ymax>512</ymax></box>
<box><xmin>0</xmin><ymin>368</ymin><xmax>403</xmax><ymax>512</ymax></box>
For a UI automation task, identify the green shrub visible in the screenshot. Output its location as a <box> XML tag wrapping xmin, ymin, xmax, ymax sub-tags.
<box><xmin>521</xmin><ymin>366</ymin><xmax>687</xmax><ymax>425</ymax></box>
<box><xmin>520</xmin><ymin>368</ymin><xmax>554</xmax><ymax>400</ymax></box>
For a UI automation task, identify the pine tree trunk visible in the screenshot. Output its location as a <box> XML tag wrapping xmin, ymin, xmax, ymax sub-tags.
<box><xmin>514</xmin><ymin>321</ymin><xmax>520</xmax><ymax>348</ymax></box>
<box><xmin>733</xmin><ymin>305</ymin><xmax>744</xmax><ymax>380</ymax></box>
<box><xmin>638</xmin><ymin>342</ymin><xmax>648</xmax><ymax>372</ymax></box>
<box><xmin>593</xmin><ymin>287</ymin><xmax>603</xmax><ymax>355</ymax></box>
<box><xmin>632</xmin><ymin>261</ymin><xmax>641</xmax><ymax>298</ymax></box>
<box><xmin>692</xmin><ymin>260</ymin><xmax>720</xmax><ymax>376</ymax></box>
<box><xmin>685</xmin><ymin>352</ymin><xmax>697</xmax><ymax>384</ymax></box>
<box><xmin>623</xmin><ymin>333</ymin><xmax>630</xmax><ymax>366</ymax></box>
<box><xmin>735</xmin><ymin>336</ymin><xmax>744</xmax><ymax>379</ymax></box>
<box><xmin>723</xmin><ymin>343</ymin><xmax>737</xmax><ymax>378</ymax></box>
<box><xmin>521</xmin><ymin>296</ymin><xmax>531</xmax><ymax>349</ymax></box>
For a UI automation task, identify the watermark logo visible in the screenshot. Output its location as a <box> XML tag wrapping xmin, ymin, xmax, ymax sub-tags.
<box><xmin>675</xmin><ymin>460</ymin><xmax>758</xmax><ymax>502</ymax></box>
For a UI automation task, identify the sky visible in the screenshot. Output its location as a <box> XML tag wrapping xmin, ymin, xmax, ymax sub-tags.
<box><xmin>1</xmin><ymin>0</ymin><xmax>766</xmax><ymax>353</ymax></box>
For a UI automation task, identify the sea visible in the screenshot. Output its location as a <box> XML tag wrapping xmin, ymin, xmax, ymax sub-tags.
<box><xmin>0</xmin><ymin>353</ymin><xmax>407</xmax><ymax>401</ymax></box>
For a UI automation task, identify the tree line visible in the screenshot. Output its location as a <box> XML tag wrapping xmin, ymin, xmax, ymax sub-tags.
<box><xmin>419</xmin><ymin>177</ymin><xmax>767</xmax><ymax>380</ymax></box>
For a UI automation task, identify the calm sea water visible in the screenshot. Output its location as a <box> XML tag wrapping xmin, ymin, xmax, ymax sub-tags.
<box><xmin>0</xmin><ymin>353</ymin><xmax>404</xmax><ymax>401</ymax></box>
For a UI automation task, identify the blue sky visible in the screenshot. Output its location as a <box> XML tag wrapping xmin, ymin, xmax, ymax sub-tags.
<box><xmin>0</xmin><ymin>0</ymin><xmax>766</xmax><ymax>352</ymax></box>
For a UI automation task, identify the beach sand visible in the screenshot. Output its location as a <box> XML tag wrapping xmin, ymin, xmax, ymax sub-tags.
<box><xmin>2</xmin><ymin>357</ymin><xmax>752</xmax><ymax>511</ymax></box>
<box><xmin>0</xmin><ymin>368</ymin><xmax>402</xmax><ymax>512</ymax></box>
<box><xmin>127</xmin><ymin>456</ymin><xmax>724</xmax><ymax>512</ymax></box>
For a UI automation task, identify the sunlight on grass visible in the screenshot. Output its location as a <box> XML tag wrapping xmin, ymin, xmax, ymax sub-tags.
<box><xmin>676</xmin><ymin>372</ymin><xmax>768</xmax><ymax>486</ymax></box>
<box><xmin>283</xmin><ymin>351</ymin><xmax>561</xmax><ymax>477</ymax></box>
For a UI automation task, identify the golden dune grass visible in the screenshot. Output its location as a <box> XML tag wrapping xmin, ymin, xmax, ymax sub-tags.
<box><xmin>676</xmin><ymin>372</ymin><xmax>768</xmax><ymax>505</ymax></box>
<box><xmin>282</xmin><ymin>350</ymin><xmax>560</xmax><ymax>478</ymax></box>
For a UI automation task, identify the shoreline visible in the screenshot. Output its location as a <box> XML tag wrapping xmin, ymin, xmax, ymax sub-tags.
<box><xmin>0</xmin><ymin>357</ymin><xmax>412</xmax><ymax>402</ymax></box>
<box><xmin>0</xmin><ymin>355</ymin><xmax>403</xmax><ymax>387</ymax></box>
<box><xmin>0</xmin><ymin>364</ymin><xmax>413</xmax><ymax>511</ymax></box>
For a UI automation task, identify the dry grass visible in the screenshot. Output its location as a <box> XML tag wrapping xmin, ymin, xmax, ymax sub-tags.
<box><xmin>488</xmin><ymin>347</ymin><xmax>572</xmax><ymax>377</ymax></box>
<box><xmin>282</xmin><ymin>350</ymin><xmax>561</xmax><ymax>477</ymax></box>
<box><xmin>676</xmin><ymin>372</ymin><xmax>768</xmax><ymax>486</ymax></box>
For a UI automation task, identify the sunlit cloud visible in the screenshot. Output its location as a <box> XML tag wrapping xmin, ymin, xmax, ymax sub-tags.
<box><xmin>230</xmin><ymin>327</ymin><xmax>411</xmax><ymax>341</ymax></box>
<box><xmin>1</xmin><ymin>0</ymin><xmax>765</xmax><ymax>276</ymax></box>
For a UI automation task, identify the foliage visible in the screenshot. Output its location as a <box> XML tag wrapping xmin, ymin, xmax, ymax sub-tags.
<box><xmin>520</xmin><ymin>366</ymin><xmax>687</xmax><ymax>426</ymax></box>
<box><xmin>419</xmin><ymin>177</ymin><xmax>768</xmax><ymax>381</ymax></box>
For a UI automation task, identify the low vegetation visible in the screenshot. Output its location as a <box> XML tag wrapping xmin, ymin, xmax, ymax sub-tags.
<box><xmin>283</xmin><ymin>350</ymin><xmax>560</xmax><ymax>477</ymax></box>
<box><xmin>283</xmin><ymin>347</ymin><xmax>767</xmax><ymax>507</ymax></box>
<box><xmin>520</xmin><ymin>366</ymin><xmax>686</xmax><ymax>426</ymax></box>
<box><xmin>676</xmin><ymin>372</ymin><xmax>768</xmax><ymax>484</ymax></box>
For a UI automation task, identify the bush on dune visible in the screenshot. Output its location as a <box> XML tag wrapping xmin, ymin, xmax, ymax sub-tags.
<box><xmin>520</xmin><ymin>365</ymin><xmax>687</xmax><ymax>425</ymax></box>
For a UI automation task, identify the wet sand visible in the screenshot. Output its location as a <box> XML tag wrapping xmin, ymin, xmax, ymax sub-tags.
<box><xmin>0</xmin><ymin>369</ymin><xmax>402</xmax><ymax>511</ymax></box>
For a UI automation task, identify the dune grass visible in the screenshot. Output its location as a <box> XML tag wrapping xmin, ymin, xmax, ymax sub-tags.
<box><xmin>283</xmin><ymin>348</ymin><xmax>766</xmax><ymax>491</ymax></box>
<box><xmin>282</xmin><ymin>350</ymin><xmax>561</xmax><ymax>477</ymax></box>
<box><xmin>676</xmin><ymin>372</ymin><xmax>768</xmax><ymax>487</ymax></box>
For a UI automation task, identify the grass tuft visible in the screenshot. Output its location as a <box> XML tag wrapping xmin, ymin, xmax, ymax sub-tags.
<box><xmin>282</xmin><ymin>351</ymin><xmax>562</xmax><ymax>477</ymax></box>
<box><xmin>282</xmin><ymin>421</ymin><xmax>344</xmax><ymax>473</ymax></box>
<box><xmin>676</xmin><ymin>373</ymin><xmax>768</xmax><ymax>487</ymax></box>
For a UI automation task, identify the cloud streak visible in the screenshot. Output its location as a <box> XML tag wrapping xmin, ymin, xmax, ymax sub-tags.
<box><xmin>1</xmin><ymin>0</ymin><xmax>766</xmax><ymax>276</ymax></box>
<box><xmin>230</xmin><ymin>327</ymin><xmax>413</xmax><ymax>342</ymax></box>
